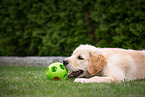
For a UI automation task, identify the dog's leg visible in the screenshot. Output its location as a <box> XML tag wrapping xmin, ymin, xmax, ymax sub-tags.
<box><xmin>74</xmin><ymin>76</ymin><xmax>119</xmax><ymax>83</ymax></box>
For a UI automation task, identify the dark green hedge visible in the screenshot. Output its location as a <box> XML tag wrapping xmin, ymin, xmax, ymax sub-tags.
<box><xmin>0</xmin><ymin>0</ymin><xmax>145</xmax><ymax>56</ymax></box>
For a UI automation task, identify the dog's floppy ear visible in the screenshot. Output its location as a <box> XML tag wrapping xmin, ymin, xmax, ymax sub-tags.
<box><xmin>88</xmin><ymin>52</ymin><xmax>107</xmax><ymax>76</ymax></box>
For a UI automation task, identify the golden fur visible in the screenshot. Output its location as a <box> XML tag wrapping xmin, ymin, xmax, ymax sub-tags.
<box><xmin>64</xmin><ymin>44</ymin><xmax>145</xmax><ymax>83</ymax></box>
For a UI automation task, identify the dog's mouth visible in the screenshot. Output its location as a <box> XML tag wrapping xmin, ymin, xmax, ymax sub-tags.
<box><xmin>68</xmin><ymin>70</ymin><xmax>84</xmax><ymax>78</ymax></box>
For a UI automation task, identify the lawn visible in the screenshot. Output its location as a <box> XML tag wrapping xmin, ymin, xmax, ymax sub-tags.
<box><xmin>0</xmin><ymin>66</ymin><xmax>144</xmax><ymax>97</ymax></box>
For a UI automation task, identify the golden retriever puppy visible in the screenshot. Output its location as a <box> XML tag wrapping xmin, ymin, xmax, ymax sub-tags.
<box><xmin>63</xmin><ymin>44</ymin><xmax>145</xmax><ymax>83</ymax></box>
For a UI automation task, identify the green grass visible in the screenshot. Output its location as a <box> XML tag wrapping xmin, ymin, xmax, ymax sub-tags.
<box><xmin>0</xmin><ymin>66</ymin><xmax>145</xmax><ymax>97</ymax></box>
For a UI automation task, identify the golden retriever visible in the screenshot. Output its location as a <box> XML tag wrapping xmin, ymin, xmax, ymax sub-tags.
<box><xmin>63</xmin><ymin>44</ymin><xmax>145</xmax><ymax>83</ymax></box>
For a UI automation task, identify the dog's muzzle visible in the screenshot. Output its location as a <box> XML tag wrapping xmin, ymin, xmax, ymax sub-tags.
<box><xmin>63</xmin><ymin>60</ymin><xmax>69</xmax><ymax>66</ymax></box>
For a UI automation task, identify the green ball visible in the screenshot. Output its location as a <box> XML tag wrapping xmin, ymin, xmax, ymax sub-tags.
<box><xmin>46</xmin><ymin>62</ymin><xmax>68</xmax><ymax>80</ymax></box>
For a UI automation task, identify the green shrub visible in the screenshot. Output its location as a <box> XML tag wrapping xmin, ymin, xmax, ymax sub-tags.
<box><xmin>0</xmin><ymin>0</ymin><xmax>145</xmax><ymax>56</ymax></box>
<box><xmin>91</xmin><ymin>0</ymin><xmax>145</xmax><ymax>49</ymax></box>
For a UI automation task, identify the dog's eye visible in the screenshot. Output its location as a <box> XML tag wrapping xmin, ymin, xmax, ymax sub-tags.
<box><xmin>78</xmin><ymin>56</ymin><xmax>84</xmax><ymax>60</ymax></box>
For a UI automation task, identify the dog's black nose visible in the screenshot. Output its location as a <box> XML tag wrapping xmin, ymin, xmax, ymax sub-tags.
<box><xmin>63</xmin><ymin>60</ymin><xmax>69</xmax><ymax>66</ymax></box>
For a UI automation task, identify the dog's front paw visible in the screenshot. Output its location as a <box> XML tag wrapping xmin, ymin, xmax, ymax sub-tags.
<box><xmin>74</xmin><ymin>78</ymin><xmax>91</xmax><ymax>83</ymax></box>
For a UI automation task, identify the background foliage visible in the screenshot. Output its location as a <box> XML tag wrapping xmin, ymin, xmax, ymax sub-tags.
<box><xmin>0</xmin><ymin>0</ymin><xmax>145</xmax><ymax>56</ymax></box>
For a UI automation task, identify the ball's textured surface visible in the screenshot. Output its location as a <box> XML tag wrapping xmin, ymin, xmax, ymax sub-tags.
<box><xmin>46</xmin><ymin>62</ymin><xmax>68</xmax><ymax>80</ymax></box>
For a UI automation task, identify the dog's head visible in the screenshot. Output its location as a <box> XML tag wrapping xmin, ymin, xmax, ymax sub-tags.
<box><xmin>63</xmin><ymin>45</ymin><xmax>107</xmax><ymax>76</ymax></box>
